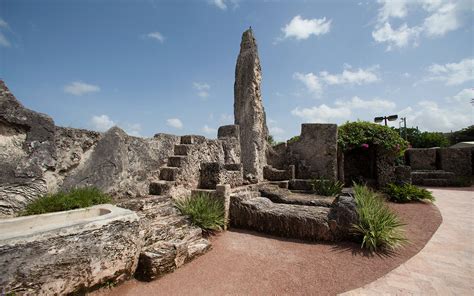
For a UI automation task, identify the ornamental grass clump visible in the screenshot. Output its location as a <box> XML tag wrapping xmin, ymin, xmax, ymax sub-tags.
<box><xmin>384</xmin><ymin>183</ymin><xmax>435</xmax><ymax>203</ymax></box>
<box><xmin>22</xmin><ymin>187</ymin><xmax>112</xmax><ymax>216</ymax></box>
<box><xmin>352</xmin><ymin>184</ymin><xmax>407</xmax><ymax>252</ymax></box>
<box><xmin>175</xmin><ymin>192</ymin><xmax>225</xmax><ymax>232</ymax></box>
<box><xmin>311</xmin><ymin>178</ymin><xmax>344</xmax><ymax>197</ymax></box>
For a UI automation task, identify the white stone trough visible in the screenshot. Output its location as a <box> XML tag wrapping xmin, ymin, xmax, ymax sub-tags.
<box><xmin>0</xmin><ymin>204</ymin><xmax>143</xmax><ymax>295</ymax></box>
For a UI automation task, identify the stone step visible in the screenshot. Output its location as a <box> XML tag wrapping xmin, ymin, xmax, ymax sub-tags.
<box><xmin>168</xmin><ymin>156</ymin><xmax>187</xmax><ymax>168</ymax></box>
<box><xmin>422</xmin><ymin>178</ymin><xmax>450</xmax><ymax>187</ymax></box>
<box><xmin>149</xmin><ymin>181</ymin><xmax>175</xmax><ymax>196</ymax></box>
<box><xmin>174</xmin><ymin>144</ymin><xmax>193</xmax><ymax>156</ymax></box>
<box><xmin>180</xmin><ymin>135</ymin><xmax>206</xmax><ymax>145</ymax></box>
<box><xmin>289</xmin><ymin>179</ymin><xmax>313</xmax><ymax>191</ymax></box>
<box><xmin>411</xmin><ymin>170</ymin><xmax>455</xmax><ymax>179</ymax></box>
<box><xmin>160</xmin><ymin>167</ymin><xmax>180</xmax><ymax>181</ymax></box>
<box><xmin>411</xmin><ymin>170</ymin><xmax>455</xmax><ymax>185</ymax></box>
<box><xmin>269</xmin><ymin>180</ymin><xmax>289</xmax><ymax>189</ymax></box>
<box><xmin>135</xmin><ymin>230</ymin><xmax>211</xmax><ymax>282</ymax></box>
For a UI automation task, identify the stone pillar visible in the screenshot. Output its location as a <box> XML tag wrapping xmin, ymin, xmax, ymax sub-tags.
<box><xmin>216</xmin><ymin>184</ymin><xmax>231</xmax><ymax>230</ymax></box>
<box><xmin>234</xmin><ymin>28</ymin><xmax>268</xmax><ymax>181</ymax></box>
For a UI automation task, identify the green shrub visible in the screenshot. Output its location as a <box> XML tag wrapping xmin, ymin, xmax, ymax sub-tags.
<box><xmin>175</xmin><ymin>193</ymin><xmax>225</xmax><ymax>232</ymax></box>
<box><xmin>338</xmin><ymin>121</ymin><xmax>408</xmax><ymax>155</ymax></box>
<box><xmin>384</xmin><ymin>183</ymin><xmax>435</xmax><ymax>203</ymax></box>
<box><xmin>287</xmin><ymin>135</ymin><xmax>300</xmax><ymax>144</ymax></box>
<box><xmin>352</xmin><ymin>184</ymin><xmax>407</xmax><ymax>252</ymax></box>
<box><xmin>311</xmin><ymin>178</ymin><xmax>344</xmax><ymax>196</ymax></box>
<box><xmin>22</xmin><ymin>187</ymin><xmax>112</xmax><ymax>216</ymax></box>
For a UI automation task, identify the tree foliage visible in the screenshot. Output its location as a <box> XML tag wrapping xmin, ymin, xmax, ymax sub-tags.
<box><xmin>338</xmin><ymin>121</ymin><xmax>408</xmax><ymax>153</ymax></box>
<box><xmin>449</xmin><ymin>125</ymin><xmax>474</xmax><ymax>144</ymax></box>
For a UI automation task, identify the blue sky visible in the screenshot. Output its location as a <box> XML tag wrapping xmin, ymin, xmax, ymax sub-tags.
<box><xmin>1</xmin><ymin>0</ymin><xmax>473</xmax><ymax>140</ymax></box>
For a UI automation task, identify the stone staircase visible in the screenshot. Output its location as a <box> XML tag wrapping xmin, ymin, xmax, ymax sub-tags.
<box><xmin>149</xmin><ymin>135</ymin><xmax>203</xmax><ymax>196</ymax></box>
<box><xmin>116</xmin><ymin>135</ymin><xmax>213</xmax><ymax>282</ymax></box>
<box><xmin>117</xmin><ymin>195</ymin><xmax>211</xmax><ymax>282</ymax></box>
<box><xmin>411</xmin><ymin>170</ymin><xmax>455</xmax><ymax>187</ymax></box>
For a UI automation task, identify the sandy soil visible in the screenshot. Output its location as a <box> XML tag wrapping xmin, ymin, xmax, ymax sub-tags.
<box><xmin>93</xmin><ymin>201</ymin><xmax>442</xmax><ymax>296</ymax></box>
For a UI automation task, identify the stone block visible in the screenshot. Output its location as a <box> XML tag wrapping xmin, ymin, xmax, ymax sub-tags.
<box><xmin>0</xmin><ymin>205</ymin><xmax>142</xmax><ymax>295</ymax></box>
<box><xmin>395</xmin><ymin>165</ymin><xmax>412</xmax><ymax>185</ymax></box>
<box><xmin>199</xmin><ymin>162</ymin><xmax>243</xmax><ymax>189</ymax></box>
<box><xmin>287</xmin><ymin>124</ymin><xmax>338</xmax><ymax>180</ymax></box>
<box><xmin>405</xmin><ymin>148</ymin><xmax>437</xmax><ymax>170</ymax></box>
<box><xmin>217</xmin><ymin>125</ymin><xmax>240</xmax><ymax>139</ymax></box>
<box><xmin>263</xmin><ymin>165</ymin><xmax>295</xmax><ymax>181</ymax></box>
<box><xmin>289</xmin><ymin>179</ymin><xmax>313</xmax><ymax>191</ymax></box>
<box><xmin>438</xmin><ymin>148</ymin><xmax>472</xmax><ymax>177</ymax></box>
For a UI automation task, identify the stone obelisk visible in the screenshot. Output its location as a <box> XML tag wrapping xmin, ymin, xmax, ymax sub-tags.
<box><xmin>234</xmin><ymin>28</ymin><xmax>268</xmax><ymax>181</ymax></box>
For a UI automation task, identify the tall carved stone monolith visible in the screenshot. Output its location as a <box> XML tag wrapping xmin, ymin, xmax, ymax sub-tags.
<box><xmin>234</xmin><ymin>28</ymin><xmax>268</xmax><ymax>181</ymax></box>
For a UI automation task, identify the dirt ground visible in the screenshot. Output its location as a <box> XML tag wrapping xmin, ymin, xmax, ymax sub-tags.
<box><xmin>93</xmin><ymin>201</ymin><xmax>442</xmax><ymax>296</ymax></box>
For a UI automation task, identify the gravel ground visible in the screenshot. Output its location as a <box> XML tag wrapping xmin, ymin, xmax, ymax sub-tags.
<box><xmin>93</xmin><ymin>200</ymin><xmax>442</xmax><ymax>296</ymax></box>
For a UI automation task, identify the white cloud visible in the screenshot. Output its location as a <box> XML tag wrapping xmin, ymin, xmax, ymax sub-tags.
<box><xmin>293</xmin><ymin>72</ymin><xmax>322</xmax><ymax>97</ymax></box>
<box><xmin>269</xmin><ymin>126</ymin><xmax>285</xmax><ymax>135</ymax></box>
<box><xmin>91</xmin><ymin>115</ymin><xmax>115</xmax><ymax>132</ymax></box>
<box><xmin>146</xmin><ymin>32</ymin><xmax>165</xmax><ymax>43</ymax></box>
<box><xmin>320</xmin><ymin>65</ymin><xmax>380</xmax><ymax>85</ymax></box>
<box><xmin>291</xmin><ymin>104</ymin><xmax>351</xmax><ymax>123</ymax></box>
<box><xmin>423</xmin><ymin>2</ymin><xmax>460</xmax><ymax>36</ymax></box>
<box><xmin>335</xmin><ymin>96</ymin><xmax>396</xmax><ymax>112</ymax></box>
<box><xmin>202</xmin><ymin>125</ymin><xmax>217</xmax><ymax>135</ymax></box>
<box><xmin>281</xmin><ymin>15</ymin><xmax>331</xmax><ymax>40</ymax></box>
<box><xmin>166</xmin><ymin>118</ymin><xmax>183</xmax><ymax>129</ymax></box>
<box><xmin>193</xmin><ymin>82</ymin><xmax>210</xmax><ymax>98</ymax></box>
<box><xmin>425</xmin><ymin>58</ymin><xmax>473</xmax><ymax>85</ymax></box>
<box><xmin>209</xmin><ymin>0</ymin><xmax>239</xmax><ymax>10</ymax></box>
<box><xmin>399</xmin><ymin>100</ymin><xmax>472</xmax><ymax>132</ymax></box>
<box><xmin>211</xmin><ymin>0</ymin><xmax>227</xmax><ymax>10</ymax></box>
<box><xmin>0</xmin><ymin>18</ymin><xmax>8</xmax><ymax>29</ymax></box>
<box><xmin>377</xmin><ymin>0</ymin><xmax>410</xmax><ymax>22</ymax></box>
<box><xmin>0</xmin><ymin>18</ymin><xmax>10</xmax><ymax>47</ymax></box>
<box><xmin>373</xmin><ymin>0</ymin><xmax>470</xmax><ymax>49</ymax></box>
<box><xmin>124</xmin><ymin>123</ymin><xmax>142</xmax><ymax>137</ymax></box>
<box><xmin>64</xmin><ymin>81</ymin><xmax>100</xmax><ymax>96</ymax></box>
<box><xmin>448</xmin><ymin>88</ymin><xmax>474</xmax><ymax>102</ymax></box>
<box><xmin>372</xmin><ymin>22</ymin><xmax>421</xmax><ymax>50</ymax></box>
<box><xmin>294</xmin><ymin>66</ymin><xmax>380</xmax><ymax>97</ymax></box>
<box><xmin>219</xmin><ymin>113</ymin><xmax>233</xmax><ymax>124</ymax></box>
<box><xmin>0</xmin><ymin>32</ymin><xmax>10</xmax><ymax>47</ymax></box>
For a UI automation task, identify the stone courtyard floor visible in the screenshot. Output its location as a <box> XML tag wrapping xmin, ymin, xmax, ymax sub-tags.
<box><xmin>95</xmin><ymin>187</ymin><xmax>473</xmax><ymax>296</ymax></box>
<box><xmin>342</xmin><ymin>187</ymin><xmax>474</xmax><ymax>295</ymax></box>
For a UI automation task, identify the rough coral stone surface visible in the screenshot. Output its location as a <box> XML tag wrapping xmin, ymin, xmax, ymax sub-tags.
<box><xmin>287</xmin><ymin>124</ymin><xmax>338</xmax><ymax>180</ymax></box>
<box><xmin>405</xmin><ymin>148</ymin><xmax>437</xmax><ymax>170</ymax></box>
<box><xmin>117</xmin><ymin>196</ymin><xmax>211</xmax><ymax>282</ymax></box>
<box><xmin>234</xmin><ymin>29</ymin><xmax>268</xmax><ymax>181</ymax></box>
<box><xmin>230</xmin><ymin>195</ymin><xmax>334</xmax><ymax>241</ymax></box>
<box><xmin>61</xmin><ymin>128</ymin><xmax>179</xmax><ymax>197</ymax></box>
<box><xmin>438</xmin><ymin>148</ymin><xmax>472</xmax><ymax>177</ymax></box>
<box><xmin>0</xmin><ymin>206</ymin><xmax>142</xmax><ymax>295</ymax></box>
<box><xmin>394</xmin><ymin>165</ymin><xmax>412</xmax><ymax>184</ymax></box>
<box><xmin>0</xmin><ymin>81</ymin><xmax>56</xmax><ymax>216</ymax></box>
<box><xmin>263</xmin><ymin>165</ymin><xmax>295</xmax><ymax>181</ymax></box>
<box><xmin>258</xmin><ymin>184</ymin><xmax>334</xmax><ymax>207</ymax></box>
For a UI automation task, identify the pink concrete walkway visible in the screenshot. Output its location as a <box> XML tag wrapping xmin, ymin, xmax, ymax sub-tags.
<box><xmin>341</xmin><ymin>187</ymin><xmax>474</xmax><ymax>295</ymax></box>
